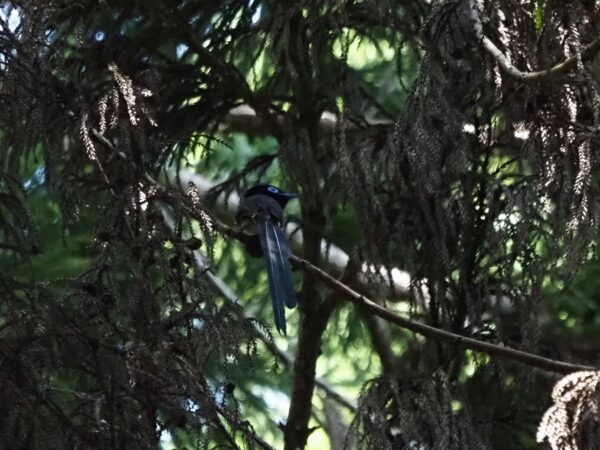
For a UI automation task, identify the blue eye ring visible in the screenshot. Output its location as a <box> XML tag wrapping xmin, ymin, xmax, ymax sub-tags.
<box><xmin>267</xmin><ymin>186</ymin><xmax>279</xmax><ymax>194</ymax></box>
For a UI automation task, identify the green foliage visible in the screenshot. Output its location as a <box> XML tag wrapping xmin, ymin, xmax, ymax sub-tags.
<box><xmin>547</xmin><ymin>246</ymin><xmax>600</xmax><ymax>336</ymax></box>
<box><xmin>534</xmin><ymin>0</ymin><xmax>546</xmax><ymax>34</ymax></box>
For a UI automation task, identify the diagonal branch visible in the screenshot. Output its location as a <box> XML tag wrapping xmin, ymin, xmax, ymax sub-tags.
<box><xmin>359</xmin><ymin>310</ymin><xmax>400</xmax><ymax>374</ymax></box>
<box><xmin>214</xmin><ymin>220</ymin><xmax>595</xmax><ymax>375</ymax></box>
<box><xmin>290</xmin><ymin>255</ymin><xmax>597</xmax><ymax>375</ymax></box>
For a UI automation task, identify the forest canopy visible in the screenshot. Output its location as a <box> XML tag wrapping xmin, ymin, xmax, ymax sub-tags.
<box><xmin>1</xmin><ymin>1</ymin><xmax>600</xmax><ymax>449</ymax></box>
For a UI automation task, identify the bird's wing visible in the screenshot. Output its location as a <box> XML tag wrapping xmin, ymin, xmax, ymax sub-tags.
<box><xmin>257</xmin><ymin>219</ymin><xmax>297</xmax><ymax>335</ymax></box>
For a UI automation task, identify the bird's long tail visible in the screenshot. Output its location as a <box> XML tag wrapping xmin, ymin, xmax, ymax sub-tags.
<box><xmin>257</xmin><ymin>219</ymin><xmax>297</xmax><ymax>335</ymax></box>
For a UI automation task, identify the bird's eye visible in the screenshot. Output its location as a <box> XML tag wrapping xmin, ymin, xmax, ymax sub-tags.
<box><xmin>267</xmin><ymin>186</ymin><xmax>279</xmax><ymax>194</ymax></box>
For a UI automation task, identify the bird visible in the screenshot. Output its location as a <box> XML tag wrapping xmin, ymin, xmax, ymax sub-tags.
<box><xmin>236</xmin><ymin>185</ymin><xmax>297</xmax><ymax>335</ymax></box>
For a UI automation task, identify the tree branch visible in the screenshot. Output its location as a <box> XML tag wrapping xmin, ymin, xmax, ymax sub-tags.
<box><xmin>283</xmin><ymin>292</ymin><xmax>337</xmax><ymax>450</ymax></box>
<box><xmin>470</xmin><ymin>0</ymin><xmax>600</xmax><ymax>83</ymax></box>
<box><xmin>214</xmin><ymin>219</ymin><xmax>595</xmax><ymax>376</ymax></box>
<box><xmin>359</xmin><ymin>310</ymin><xmax>400</xmax><ymax>374</ymax></box>
<box><xmin>221</xmin><ymin>105</ymin><xmax>344</xmax><ymax>136</ymax></box>
<box><xmin>290</xmin><ymin>255</ymin><xmax>597</xmax><ymax>375</ymax></box>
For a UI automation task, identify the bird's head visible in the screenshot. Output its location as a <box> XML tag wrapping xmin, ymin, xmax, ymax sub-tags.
<box><xmin>243</xmin><ymin>185</ymin><xmax>297</xmax><ymax>208</ymax></box>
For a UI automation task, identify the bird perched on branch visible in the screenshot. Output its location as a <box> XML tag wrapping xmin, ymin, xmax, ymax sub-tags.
<box><xmin>236</xmin><ymin>185</ymin><xmax>297</xmax><ymax>335</ymax></box>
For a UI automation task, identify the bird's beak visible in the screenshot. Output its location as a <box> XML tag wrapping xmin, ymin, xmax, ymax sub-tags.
<box><xmin>279</xmin><ymin>192</ymin><xmax>298</xmax><ymax>199</ymax></box>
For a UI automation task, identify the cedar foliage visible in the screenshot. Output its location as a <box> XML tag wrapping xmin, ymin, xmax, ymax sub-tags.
<box><xmin>1</xmin><ymin>0</ymin><xmax>600</xmax><ymax>449</ymax></box>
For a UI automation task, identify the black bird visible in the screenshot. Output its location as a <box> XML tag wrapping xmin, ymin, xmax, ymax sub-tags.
<box><xmin>236</xmin><ymin>185</ymin><xmax>297</xmax><ymax>335</ymax></box>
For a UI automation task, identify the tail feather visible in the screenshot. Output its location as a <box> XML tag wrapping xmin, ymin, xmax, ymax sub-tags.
<box><xmin>258</xmin><ymin>219</ymin><xmax>296</xmax><ymax>334</ymax></box>
<box><xmin>270</xmin><ymin>224</ymin><xmax>297</xmax><ymax>309</ymax></box>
